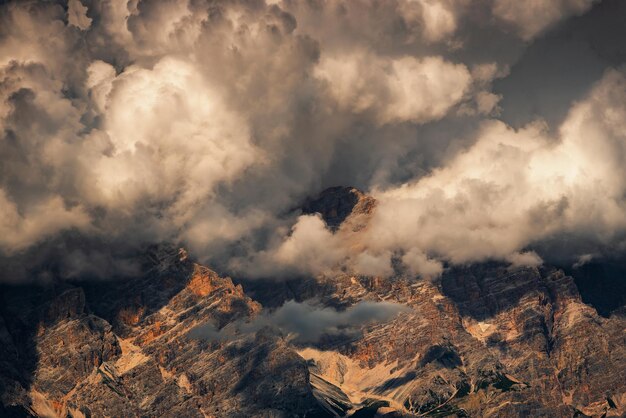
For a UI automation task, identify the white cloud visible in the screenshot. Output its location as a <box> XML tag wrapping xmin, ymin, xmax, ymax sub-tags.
<box><xmin>88</xmin><ymin>56</ymin><xmax>258</xmax><ymax>206</ymax></box>
<box><xmin>402</xmin><ymin>249</ymin><xmax>444</xmax><ymax>279</ymax></box>
<box><xmin>0</xmin><ymin>0</ymin><xmax>617</xmax><ymax>281</ymax></box>
<box><xmin>255</xmin><ymin>215</ymin><xmax>347</xmax><ymax>277</ymax></box>
<box><xmin>362</xmin><ymin>68</ymin><xmax>626</xmax><ymax>267</ymax></box>
<box><xmin>315</xmin><ymin>52</ymin><xmax>472</xmax><ymax>125</ymax></box>
<box><xmin>399</xmin><ymin>0</ymin><xmax>461</xmax><ymax>43</ymax></box>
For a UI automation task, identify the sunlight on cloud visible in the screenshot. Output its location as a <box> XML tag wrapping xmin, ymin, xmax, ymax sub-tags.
<box><xmin>0</xmin><ymin>0</ymin><xmax>623</xmax><ymax>281</ymax></box>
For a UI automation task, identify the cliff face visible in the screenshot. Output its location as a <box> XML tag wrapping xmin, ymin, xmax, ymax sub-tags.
<box><xmin>0</xmin><ymin>247</ymin><xmax>328</xmax><ymax>418</ymax></box>
<box><xmin>0</xmin><ymin>187</ymin><xmax>625</xmax><ymax>418</ymax></box>
<box><xmin>297</xmin><ymin>266</ymin><xmax>625</xmax><ymax>417</ymax></box>
<box><xmin>301</xmin><ymin>186</ymin><xmax>376</xmax><ymax>232</ymax></box>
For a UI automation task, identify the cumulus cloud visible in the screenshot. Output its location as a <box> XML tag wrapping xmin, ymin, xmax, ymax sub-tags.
<box><xmin>358</xmin><ymin>67</ymin><xmax>626</xmax><ymax>271</ymax></box>
<box><xmin>400</xmin><ymin>0</ymin><xmax>459</xmax><ymax>43</ymax></box>
<box><xmin>231</xmin><ymin>214</ymin><xmax>347</xmax><ymax>278</ymax></box>
<box><xmin>315</xmin><ymin>52</ymin><xmax>472</xmax><ymax>125</ymax></box>
<box><xmin>245</xmin><ymin>66</ymin><xmax>626</xmax><ymax>279</ymax></box>
<box><xmin>0</xmin><ymin>0</ymin><xmax>620</xmax><ymax>282</ymax></box>
<box><xmin>85</xmin><ymin>56</ymin><xmax>259</xmax><ymax>218</ymax></box>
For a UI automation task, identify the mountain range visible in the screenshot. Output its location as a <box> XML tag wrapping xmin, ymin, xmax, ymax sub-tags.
<box><xmin>0</xmin><ymin>187</ymin><xmax>624</xmax><ymax>418</ymax></box>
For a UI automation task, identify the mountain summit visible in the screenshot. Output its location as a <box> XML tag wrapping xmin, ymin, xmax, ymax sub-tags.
<box><xmin>302</xmin><ymin>186</ymin><xmax>376</xmax><ymax>231</ymax></box>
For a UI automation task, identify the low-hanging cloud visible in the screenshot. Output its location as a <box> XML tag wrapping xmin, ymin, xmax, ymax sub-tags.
<box><xmin>188</xmin><ymin>300</ymin><xmax>409</xmax><ymax>343</ymax></box>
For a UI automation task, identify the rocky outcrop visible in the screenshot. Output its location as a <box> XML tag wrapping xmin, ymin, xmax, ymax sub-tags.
<box><xmin>298</xmin><ymin>266</ymin><xmax>625</xmax><ymax>417</ymax></box>
<box><xmin>0</xmin><ymin>246</ymin><xmax>331</xmax><ymax>417</ymax></box>
<box><xmin>0</xmin><ymin>283</ymin><xmax>121</xmax><ymax>417</ymax></box>
<box><xmin>282</xmin><ymin>188</ymin><xmax>626</xmax><ymax>417</ymax></box>
<box><xmin>302</xmin><ymin>186</ymin><xmax>376</xmax><ymax>232</ymax></box>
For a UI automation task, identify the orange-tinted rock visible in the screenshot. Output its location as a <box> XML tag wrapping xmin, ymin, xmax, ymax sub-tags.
<box><xmin>187</xmin><ymin>265</ymin><xmax>218</xmax><ymax>297</ymax></box>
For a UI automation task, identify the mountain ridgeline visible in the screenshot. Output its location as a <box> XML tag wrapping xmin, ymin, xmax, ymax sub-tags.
<box><xmin>0</xmin><ymin>187</ymin><xmax>624</xmax><ymax>417</ymax></box>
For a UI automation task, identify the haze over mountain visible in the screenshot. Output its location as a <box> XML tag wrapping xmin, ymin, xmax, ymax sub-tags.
<box><xmin>0</xmin><ymin>0</ymin><xmax>625</xmax><ymax>417</ymax></box>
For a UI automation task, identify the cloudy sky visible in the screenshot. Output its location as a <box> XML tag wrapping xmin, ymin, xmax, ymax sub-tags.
<box><xmin>1</xmin><ymin>0</ymin><xmax>626</xmax><ymax>282</ymax></box>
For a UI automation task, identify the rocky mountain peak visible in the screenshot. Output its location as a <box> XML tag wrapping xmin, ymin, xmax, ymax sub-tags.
<box><xmin>301</xmin><ymin>186</ymin><xmax>376</xmax><ymax>231</ymax></box>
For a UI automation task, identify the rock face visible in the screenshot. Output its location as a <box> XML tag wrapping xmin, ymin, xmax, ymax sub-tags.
<box><xmin>0</xmin><ymin>247</ymin><xmax>329</xmax><ymax>417</ymax></box>
<box><xmin>302</xmin><ymin>186</ymin><xmax>376</xmax><ymax>231</ymax></box>
<box><xmin>1</xmin><ymin>187</ymin><xmax>625</xmax><ymax>417</ymax></box>
<box><xmin>296</xmin><ymin>265</ymin><xmax>625</xmax><ymax>417</ymax></box>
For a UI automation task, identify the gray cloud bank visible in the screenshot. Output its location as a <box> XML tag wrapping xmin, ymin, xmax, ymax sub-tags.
<box><xmin>0</xmin><ymin>0</ymin><xmax>624</xmax><ymax>282</ymax></box>
<box><xmin>188</xmin><ymin>300</ymin><xmax>409</xmax><ymax>343</ymax></box>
